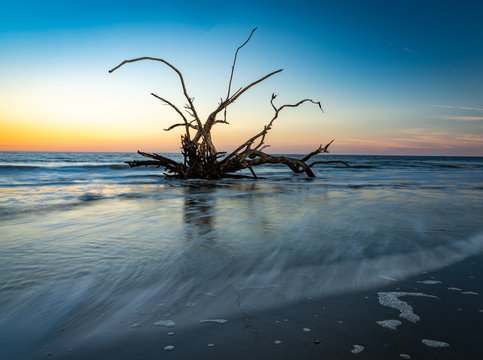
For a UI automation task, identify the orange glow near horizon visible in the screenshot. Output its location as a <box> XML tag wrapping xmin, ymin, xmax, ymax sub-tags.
<box><xmin>3</xmin><ymin>116</ymin><xmax>481</xmax><ymax>156</ymax></box>
<box><xmin>0</xmin><ymin>116</ymin><xmax>182</xmax><ymax>152</ymax></box>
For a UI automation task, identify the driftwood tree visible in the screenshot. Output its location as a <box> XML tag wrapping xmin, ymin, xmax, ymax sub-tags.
<box><xmin>109</xmin><ymin>28</ymin><xmax>348</xmax><ymax>179</ymax></box>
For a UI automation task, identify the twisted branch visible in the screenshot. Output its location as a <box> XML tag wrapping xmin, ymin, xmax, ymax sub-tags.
<box><xmin>193</xmin><ymin>68</ymin><xmax>284</xmax><ymax>144</ymax></box>
<box><xmin>222</xmin><ymin>95</ymin><xmax>323</xmax><ymax>164</ymax></box>
<box><xmin>109</xmin><ymin>57</ymin><xmax>202</xmax><ymax>129</ymax></box>
<box><xmin>113</xmin><ymin>28</ymin><xmax>345</xmax><ymax>179</ymax></box>
<box><xmin>150</xmin><ymin>93</ymin><xmax>194</xmax><ymax>137</ymax></box>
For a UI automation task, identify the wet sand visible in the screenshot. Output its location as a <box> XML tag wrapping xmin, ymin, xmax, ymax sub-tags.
<box><xmin>2</xmin><ymin>153</ymin><xmax>482</xmax><ymax>360</ymax></box>
<box><xmin>30</xmin><ymin>253</ymin><xmax>483</xmax><ymax>360</ymax></box>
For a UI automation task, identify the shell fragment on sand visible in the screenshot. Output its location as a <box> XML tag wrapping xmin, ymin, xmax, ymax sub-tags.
<box><xmin>154</xmin><ymin>320</ymin><xmax>176</xmax><ymax>327</ymax></box>
<box><xmin>422</xmin><ymin>339</ymin><xmax>450</xmax><ymax>348</ymax></box>
<box><xmin>376</xmin><ymin>319</ymin><xmax>402</xmax><ymax>330</ymax></box>
<box><xmin>377</xmin><ymin>292</ymin><xmax>438</xmax><ymax>323</ymax></box>
<box><xmin>351</xmin><ymin>345</ymin><xmax>364</xmax><ymax>354</ymax></box>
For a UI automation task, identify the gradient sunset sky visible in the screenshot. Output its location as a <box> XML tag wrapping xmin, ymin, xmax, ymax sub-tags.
<box><xmin>1</xmin><ymin>0</ymin><xmax>482</xmax><ymax>155</ymax></box>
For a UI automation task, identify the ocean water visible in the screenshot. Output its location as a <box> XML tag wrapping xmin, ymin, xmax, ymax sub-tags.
<box><xmin>0</xmin><ymin>151</ymin><xmax>482</xmax><ymax>357</ymax></box>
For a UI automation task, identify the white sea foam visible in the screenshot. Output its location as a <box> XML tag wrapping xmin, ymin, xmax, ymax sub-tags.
<box><xmin>378</xmin><ymin>275</ymin><xmax>399</xmax><ymax>282</ymax></box>
<box><xmin>154</xmin><ymin>320</ymin><xmax>176</xmax><ymax>327</ymax></box>
<box><xmin>199</xmin><ymin>319</ymin><xmax>228</xmax><ymax>324</ymax></box>
<box><xmin>417</xmin><ymin>280</ymin><xmax>442</xmax><ymax>285</ymax></box>
<box><xmin>461</xmin><ymin>291</ymin><xmax>479</xmax><ymax>295</ymax></box>
<box><xmin>377</xmin><ymin>292</ymin><xmax>437</xmax><ymax>323</ymax></box>
<box><xmin>448</xmin><ymin>287</ymin><xmax>462</xmax><ymax>291</ymax></box>
<box><xmin>235</xmin><ymin>285</ymin><xmax>280</xmax><ymax>291</ymax></box>
<box><xmin>303</xmin><ymin>327</ymin><xmax>311</xmax><ymax>332</ymax></box>
<box><xmin>376</xmin><ymin>319</ymin><xmax>402</xmax><ymax>330</ymax></box>
<box><xmin>164</xmin><ymin>345</ymin><xmax>175</xmax><ymax>351</ymax></box>
<box><xmin>351</xmin><ymin>345</ymin><xmax>364</xmax><ymax>354</ymax></box>
<box><xmin>422</xmin><ymin>339</ymin><xmax>449</xmax><ymax>348</ymax></box>
<box><xmin>399</xmin><ymin>354</ymin><xmax>411</xmax><ymax>359</ymax></box>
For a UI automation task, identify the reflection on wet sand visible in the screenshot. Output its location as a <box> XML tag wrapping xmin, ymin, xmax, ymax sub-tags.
<box><xmin>183</xmin><ymin>182</ymin><xmax>216</xmax><ymax>239</ymax></box>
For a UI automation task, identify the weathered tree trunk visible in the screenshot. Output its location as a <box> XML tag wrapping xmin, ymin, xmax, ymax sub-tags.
<box><xmin>109</xmin><ymin>28</ymin><xmax>349</xmax><ymax>179</ymax></box>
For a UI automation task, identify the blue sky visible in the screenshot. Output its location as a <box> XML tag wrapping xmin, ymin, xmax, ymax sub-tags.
<box><xmin>1</xmin><ymin>0</ymin><xmax>482</xmax><ymax>154</ymax></box>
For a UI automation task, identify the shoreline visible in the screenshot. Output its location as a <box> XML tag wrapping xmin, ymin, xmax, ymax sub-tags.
<box><xmin>22</xmin><ymin>253</ymin><xmax>483</xmax><ymax>360</ymax></box>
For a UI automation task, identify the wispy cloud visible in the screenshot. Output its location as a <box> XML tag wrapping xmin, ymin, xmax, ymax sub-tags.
<box><xmin>433</xmin><ymin>104</ymin><xmax>456</xmax><ymax>109</ymax></box>
<box><xmin>403</xmin><ymin>47</ymin><xmax>413</xmax><ymax>53</ymax></box>
<box><xmin>433</xmin><ymin>104</ymin><xmax>483</xmax><ymax>112</ymax></box>
<box><xmin>440</xmin><ymin>116</ymin><xmax>483</xmax><ymax>121</ymax></box>
<box><xmin>431</xmin><ymin>104</ymin><xmax>483</xmax><ymax>121</ymax></box>
<box><xmin>333</xmin><ymin>129</ymin><xmax>482</xmax><ymax>155</ymax></box>
<box><xmin>395</xmin><ymin>128</ymin><xmax>483</xmax><ymax>146</ymax></box>
<box><xmin>455</xmin><ymin>135</ymin><xmax>483</xmax><ymax>143</ymax></box>
<box><xmin>459</xmin><ymin>106</ymin><xmax>483</xmax><ymax>112</ymax></box>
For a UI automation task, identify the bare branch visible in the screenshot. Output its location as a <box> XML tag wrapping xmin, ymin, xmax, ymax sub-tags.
<box><xmin>270</xmin><ymin>93</ymin><xmax>278</xmax><ymax>111</ymax></box>
<box><xmin>247</xmin><ymin>165</ymin><xmax>258</xmax><ymax>178</ymax></box>
<box><xmin>109</xmin><ymin>57</ymin><xmax>202</xmax><ymax>129</ymax></box>
<box><xmin>195</xmin><ymin>68</ymin><xmax>283</xmax><ymax>144</ymax></box>
<box><xmin>125</xmin><ymin>160</ymin><xmax>165</xmax><ymax>168</ymax></box>
<box><xmin>301</xmin><ymin>139</ymin><xmax>334</xmax><ymax>163</ymax></box>
<box><xmin>231</xmin><ymin>87</ymin><xmax>243</xmax><ymax>99</ymax></box>
<box><xmin>128</xmin><ymin>150</ymin><xmax>186</xmax><ymax>174</ymax></box>
<box><xmin>164</xmin><ymin>123</ymin><xmax>198</xmax><ymax>131</ymax></box>
<box><xmin>222</xmin><ymin>96</ymin><xmax>323</xmax><ymax>164</ymax></box>
<box><xmin>224</xmin><ymin>27</ymin><xmax>257</xmax><ymax>122</ymax></box>
<box><xmin>277</xmin><ymin>99</ymin><xmax>324</xmax><ymax>114</ymax></box>
<box><xmin>226</xmin><ymin>151</ymin><xmax>316</xmax><ymax>177</ymax></box>
<box><xmin>151</xmin><ymin>93</ymin><xmax>186</xmax><ymax>121</ymax></box>
<box><xmin>309</xmin><ymin>160</ymin><xmax>350</xmax><ymax>168</ymax></box>
<box><xmin>228</xmin><ymin>69</ymin><xmax>284</xmax><ymax>105</ymax></box>
<box><xmin>150</xmin><ymin>93</ymin><xmax>193</xmax><ymax>138</ymax></box>
<box><xmin>226</xmin><ymin>27</ymin><xmax>257</xmax><ymax>100</ymax></box>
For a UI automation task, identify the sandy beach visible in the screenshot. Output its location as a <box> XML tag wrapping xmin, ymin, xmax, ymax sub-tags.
<box><xmin>27</xmin><ymin>253</ymin><xmax>483</xmax><ymax>359</ymax></box>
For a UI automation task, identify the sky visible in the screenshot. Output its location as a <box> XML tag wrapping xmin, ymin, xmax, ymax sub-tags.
<box><xmin>0</xmin><ymin>0</ymin><xmax>482</xmax><ymax>155</ymax></box>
